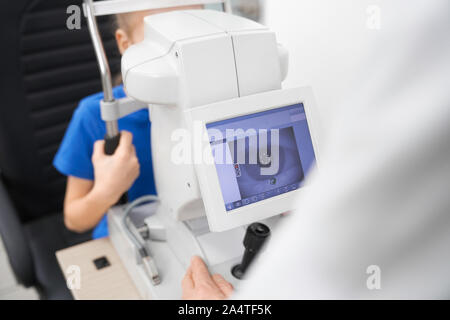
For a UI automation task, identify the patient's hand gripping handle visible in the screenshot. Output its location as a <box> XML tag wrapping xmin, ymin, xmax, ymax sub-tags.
<box><xmin>103</xmin><ymin>132</ymin><xmax>128</xmax><ymax>204</ymax></box>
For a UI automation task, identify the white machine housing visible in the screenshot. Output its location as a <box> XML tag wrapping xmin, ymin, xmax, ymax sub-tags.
<box><xmin>121</xmin><ymin>9</ymin><xmax>308</xmax><ymax>232</ymax></box>
<box><xmin>108</xmin><ymin>8</ymin><xmax>321</xmax><ymax>299</ymax></box>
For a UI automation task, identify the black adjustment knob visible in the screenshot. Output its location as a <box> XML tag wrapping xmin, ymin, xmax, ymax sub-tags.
<box><xmin>231</xmin><ymin>223</ymin><xmax>270</xmax><ymax>279</ymax></box>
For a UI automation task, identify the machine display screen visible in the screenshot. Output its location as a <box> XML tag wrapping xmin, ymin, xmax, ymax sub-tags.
<box><xmin>206</xmin><ymin>103</ymin><xmax>316</xmax><ymax>212</ymax></box>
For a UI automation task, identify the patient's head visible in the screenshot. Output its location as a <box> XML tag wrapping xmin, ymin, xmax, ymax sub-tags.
<box><xmin>114</xmin><ymin>4</ymin><xmax>203</xmax><ymax>54</ymax></box>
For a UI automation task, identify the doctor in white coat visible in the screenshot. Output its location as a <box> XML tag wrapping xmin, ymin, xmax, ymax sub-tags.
<box><xmin>181</xmin><ymin>0</ymin><xmax>450</xmax><ymax>299</ymax></box>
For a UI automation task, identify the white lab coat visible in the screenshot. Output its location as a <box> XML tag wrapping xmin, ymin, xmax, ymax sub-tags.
<box><xmin>235</xmin><ymin>0</ymin><xmax>450</xmax><ymax>299</ymax></box>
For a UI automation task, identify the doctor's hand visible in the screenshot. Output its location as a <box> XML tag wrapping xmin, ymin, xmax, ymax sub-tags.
<box><xmin>182</xmin><ymin>256</ymin><xmax>234</xmax><ymax>300</ymax></box>
<box><xmin>91</xmin><ymin>131</ymin><xmax>140</xmax><ymax>206</ymax></box>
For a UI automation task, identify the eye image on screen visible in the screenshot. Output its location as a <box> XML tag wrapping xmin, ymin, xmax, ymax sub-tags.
<box><xmin>228</xmin><ymin>127</ymin><xmax>304</xmax><ymax>199</ymax></box>
<box><xmin>206</xmin><ymin>103</ymin><xmax>316</xmax><ymax>212</ymax></box>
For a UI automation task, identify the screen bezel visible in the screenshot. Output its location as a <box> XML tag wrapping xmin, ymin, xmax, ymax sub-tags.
<box><xmin>184</xmin><ymin>87</ymin><xmax>321</xmax><ymax>232</ymax></box>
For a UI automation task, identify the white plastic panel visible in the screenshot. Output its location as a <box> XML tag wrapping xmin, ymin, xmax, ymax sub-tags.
<box><xmin>196</xmin><ymin>226</ymin><xmax>246</xmax><ymax>265</ymax></box>
<box><xmin>186</xmin><ymin>9</ymin><xmax>267</xmax><ymax>32</ymax></box>
<box><xmin>121</xmin><ymin>41</ymin><xmax>166</xmax><ymax>73</ymax></box>
<box><xmin>232</xmin><ymin>30</ymin><xmax>282</xmax><ymax>96</ymax></box>
<box><xmin>178</xmin><ymin>34</ymin><xmax>239</xmax><ymax>108</ymax></box>
<box><xmin>144</xmin><ymin>11</ymin><xmax>225</xmax><ymax>53</ymax></box>
<box><xmin>124</xmin><ymin>54</ymin><xmax>178</xmax><ymax>105</ymax></box>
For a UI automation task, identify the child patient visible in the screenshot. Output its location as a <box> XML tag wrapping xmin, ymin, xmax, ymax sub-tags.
<box><xmin>54</xmin><ymin>5</ymin><xmax>202</xmax><ymax>239</ymax></box>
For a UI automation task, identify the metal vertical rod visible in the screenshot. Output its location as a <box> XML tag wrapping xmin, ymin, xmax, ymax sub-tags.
<box><xmin>84</xmin><ymin>0</ymin><xmax>119</xmax><ymax>138</ymax></box>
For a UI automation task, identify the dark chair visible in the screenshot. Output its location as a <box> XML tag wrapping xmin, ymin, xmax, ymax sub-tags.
<box><xmin>0</xmin><ymin>0</ymin><xmax>120</xmax><ymax>299</ymax></box>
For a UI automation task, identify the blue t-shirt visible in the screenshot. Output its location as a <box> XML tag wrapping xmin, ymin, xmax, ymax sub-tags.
<box><xmin>53</xmin><ymin>85</ymin><xmax>156</xmax><ymax>239</ymax></box>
